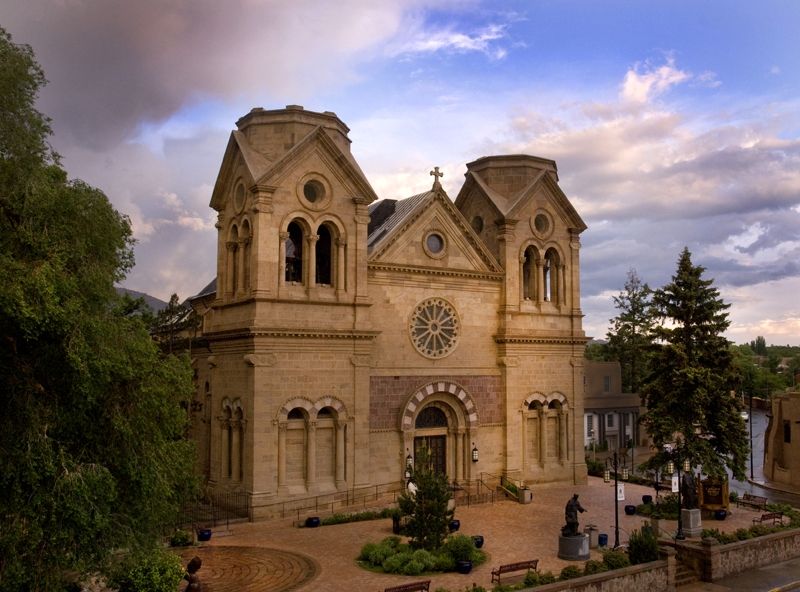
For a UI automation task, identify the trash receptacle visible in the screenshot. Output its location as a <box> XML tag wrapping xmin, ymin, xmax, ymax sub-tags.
<box><xmin>518</xmin><ymin>487</ymin><xmax>533</xmax><ymax>504</ymax></box>
<box><xmin>598</xmin><ymin>533</ymin><xmax>608</xmax><ymax>547</ymax></box>
<box><xmin>583</xmin><ymin>524</ymin><xmax>599</xmax><ymax>548</ymax></box>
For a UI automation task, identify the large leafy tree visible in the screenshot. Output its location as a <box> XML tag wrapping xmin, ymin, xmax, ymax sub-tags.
<box><xmin>640</xmin><ymin>248</ymin><xmax>748</xmax><ymax>480</ymax></box>
<box><xmin>606</xmin><ymin>269</ymin><xmax>655</xmax><ymax>393</ymax></box>
<box><xmin>0</xmin><ymin>28</ymin><xmax>196</xmax><ymax>590</ymax></box>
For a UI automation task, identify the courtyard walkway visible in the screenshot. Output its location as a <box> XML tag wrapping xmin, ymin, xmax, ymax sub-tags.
<box><xmin>180</xmin><ymin>477</ymin><xmax>766</xmax><ymax>592</ymax></box>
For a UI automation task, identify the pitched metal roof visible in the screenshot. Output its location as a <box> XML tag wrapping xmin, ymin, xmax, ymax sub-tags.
<box><xmin>367</xmin><ymin>191</ymin><xmax>433</xmax><ymax>252</ymax></box>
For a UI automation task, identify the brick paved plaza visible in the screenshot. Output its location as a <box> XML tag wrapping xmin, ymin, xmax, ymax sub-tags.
<box><xmin>180</xmin><ymin>477</ymin><xmax>764</xmax><ymax>591</ymax></box>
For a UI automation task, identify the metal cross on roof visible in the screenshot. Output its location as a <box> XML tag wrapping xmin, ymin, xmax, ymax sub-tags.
<box><xmin>430</xmin><ymin>166</ymin><xmax>444</xmax><ymax>190</ymax></box>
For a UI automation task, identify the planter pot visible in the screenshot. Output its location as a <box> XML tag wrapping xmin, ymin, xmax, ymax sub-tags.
<box><xmin>449</xmin><ymin>519</ymin><xmax>460</xmax><ymax>532</ymax></box>
<box><xmin>305</xmin><ymin>516</ymin><xmax>321</xmax><ymax>528</ymax></box>
<box><xmin>624</xmin><ymin>505</ymin><xmax>637</xmax><ymax>515</ymax></box>
<box><xmin>196</xmin><ymin>528</ymin><xmax>212</xmax><ymax>542</ymax></box>
<box><xmin>455</xmin><ymin>559</ymin><xmax>473</xmax><ymax>574</ymax></box>
<box><xmin>472</xmin><ymin>535</ymin><xmax>484</xmax><ymax>549</ymax></box>
<box><xmin>642</xmin><ymin>495</ymin><xmax>653</xmax><ymax>505</ymax></box>
<box><xmin>714</xmin><ymin>509</ymin><xmax>727</xmax><ymax>520</ymax></box>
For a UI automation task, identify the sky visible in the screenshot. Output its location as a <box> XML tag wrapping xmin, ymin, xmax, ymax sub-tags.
<box><xmin>2</xmin><ymin>0</ymin><xmax>799</xmax><ymax>345</ymax></box>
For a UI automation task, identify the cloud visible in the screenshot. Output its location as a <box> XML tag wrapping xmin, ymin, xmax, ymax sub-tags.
<box><xmin>387</xmin><ymin>22</ymin><xmax>510</xmax><ymax>59</ymax></box>
<box><xmin>621</xmin><ymin>56</ymin><xmax>690</xmax><ymax>104</ymax></box>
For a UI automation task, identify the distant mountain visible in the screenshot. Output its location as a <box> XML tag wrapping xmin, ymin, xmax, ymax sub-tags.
<box><xmin>116</xmin><ymin>287</ymin><xmax>169</xmax><ymax>312</ymax></box>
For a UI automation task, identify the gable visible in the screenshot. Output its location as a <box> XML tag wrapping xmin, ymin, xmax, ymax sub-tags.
<box><xmin>368</xmin><ymin>190</ymin><xmax>502</xmax><ymax>276</ymax></box>
<box><xmin>209</xmin><ymin>131</ymin><xmax>270</xmax><ymax>211</ymax></box>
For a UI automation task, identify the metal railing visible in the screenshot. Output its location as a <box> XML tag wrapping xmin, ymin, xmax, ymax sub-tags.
<box><xmin>175</xmin><ymin>490</ymin><xmax>251</xmax><ymax>532</ymax></box>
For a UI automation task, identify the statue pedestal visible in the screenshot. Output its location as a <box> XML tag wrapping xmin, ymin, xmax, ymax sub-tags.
<box><xmin>558</xmin><ymin>534</ymin><xmax>590</xmax><ymax>560</ymax></box>
<box><xmin>682</xmin><ymin>508</ymin><xmax>703</xmax><ymax>538</ymax></box>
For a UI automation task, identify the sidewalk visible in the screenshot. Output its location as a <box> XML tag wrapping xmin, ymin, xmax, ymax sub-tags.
<box><xmin>185</xmin><ymin>477</ymin><xmax>767</xmax><ymax>591</ymax></box>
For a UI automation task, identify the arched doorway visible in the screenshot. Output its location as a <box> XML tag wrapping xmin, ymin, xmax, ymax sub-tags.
<box><xmin>401</xmin><ymin>381</ymin><xmax>479</xmax><ymax>484</ymax></box>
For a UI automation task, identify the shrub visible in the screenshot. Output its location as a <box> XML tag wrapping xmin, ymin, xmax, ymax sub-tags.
<box><xmin>602</xmin><ymin>549</ymin><xmax>631</xmax><ymax>570</ymax></box>
<box><xmin>411</xmin><ymin>549</ymin><xmax>437</xmax><ymax>571</ymax></box>
<box><xmin>586</xmin><ymin>458</ymin><xmax>604</xmax><ymax>477</ymax></box>
<box><xmin>735</xmin><ymin>528</ymin><xmax>753</xmax><ymax>540</ymax></box>
<box><xmin>402</xmin><ymin>558</ymin><xmax>425</xmax><ymax>576</ymax></box>
<box><xmin>169</xmin><ymin>529</ymin><xmax>192</xmax><ymax>547</ymax></box>
<box><xmin>382</xmin><ymin>551</ymin><xmax>412</xmax><ymax>574</ymax></box>
<box><xmin>584</xmin><ymin>559</ymin><xmax>608</xmax><ymax>575</ymax></box>
<box><xmin>433</xmin><ymin>551</ymin><xmax>455</xmax><ymax>571</ymax></box>
<box><xmin>729</xmin><ymin>491</ymin><xmax>739</xmax><ymax>503</ymax></box>
<box><xmin>628</xmin><ymin>526</ymin><xmax>659</xmax><ymax>565</ymax></box>
<box><xmin>113</xmin><ymin>549</ymin><xmax>184</xmax><ymax>592</ymax></box>
<box><xmin>442</xmin><ymin>534</ymin><xmax>478</xmax><ymax>562</ymax></box>
<box><xmin>537</xmin><ymin>570</ymin><xmax>557</xmax><ymax>584</ymax></box>
<box><xmin>358</xmin><ymin>542</ymin><xmax>378</xmax><ymax>562</ymax></box>
<box><xmin>559</xmin><ymin>565</ymin><xmax>583</xmax><ymax>580</ymax></box>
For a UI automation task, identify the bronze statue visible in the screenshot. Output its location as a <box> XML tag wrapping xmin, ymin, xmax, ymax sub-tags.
<box><xmin>184</xmin><ymin>556</ymin><xmax>203</xmax><ymax>591</ymax></box>
<box><xmin>682</xmin><ymin>472</ymin><xmax>698</xmax><ymax>509</ymax></box>
<box><xmin>562</xmin><ymin>493</ymin><xmax>586</xmax><ymax>537</ymax></box>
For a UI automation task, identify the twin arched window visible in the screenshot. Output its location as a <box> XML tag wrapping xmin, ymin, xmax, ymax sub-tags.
<box><xmin>522</xmin><ymin>246</ymin><xmax>563</xmax><ymax>303</ymax></box>
<box><xmin>226</xmin><ymin>221</ymin><xmax>251</xmax><ymax>298</ymax></box>
<box><xmin>284</xmin><ymin>220</ymin><xmax>340</xmax><ymax>288</ymax></box>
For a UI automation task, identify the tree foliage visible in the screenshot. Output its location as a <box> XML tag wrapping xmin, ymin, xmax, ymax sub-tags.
<box><xmin>606</xmin><ymin>269</ymin><xmax>655</xmax><ymax>393</ymax></box>
<box><xmin>0</xmin><ymin>27</ymin><xmax>197</xmax><ymax>590</ymax></box>
<box><xmin>640</xmin><ymin>248</ymin><xmax>749</xmax><ymax>480</ymax></box>
<box><xmin>397</xmin><ymin>448</ymin><xmax>454</xmax><ymax>551</ymax></box>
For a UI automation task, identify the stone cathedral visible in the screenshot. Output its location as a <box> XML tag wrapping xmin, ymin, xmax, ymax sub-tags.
<box><xmin>188</xmin><ymin>105</ymin><xmax>589</xmax><ymax>518</ymax></box>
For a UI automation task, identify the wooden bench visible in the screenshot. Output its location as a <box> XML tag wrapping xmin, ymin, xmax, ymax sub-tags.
<box><xmin>753</xmin><ymin>512</ymin><xmax>784</xmax><ymax>525</ymax></box>
<box><xmin>383</xmin><ymin>580</ymin><xmax>430</xmax><ymax>592</ymax></box>
<box><xmin>491</xmin><ymin>559</ymin><xmax>539</xmax><ymax>584</ymax></box>
<box><xmin>737</xmin><ymin>493</ymin><xmax>768</xmax><ymax>510</ymax></box>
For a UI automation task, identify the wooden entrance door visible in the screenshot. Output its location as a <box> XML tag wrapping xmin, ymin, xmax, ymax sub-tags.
<box><xmin>415</xmin><ymin>435</ymin><xmax>446</xmax><ymax>476</ymax></box>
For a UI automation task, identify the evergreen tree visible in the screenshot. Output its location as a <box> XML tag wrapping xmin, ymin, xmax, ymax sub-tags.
<box><xmin>606</xmin><ymin>269</ymin><xmax>655</xmax><ymax>393</ymax></box>
<box><xmin>397</xmin><ymin>447</ymin><xmax>454</xmax><ymax>551</ymax></box>
<box><xmin>640</xmin><ymin>248</ymin><xmax>749</xmax><ymax>480</ymax></box>
<box><xmin>0</xmin><ymin>28</ymin><xmax>197</xmax><ymax>590</ymax></box>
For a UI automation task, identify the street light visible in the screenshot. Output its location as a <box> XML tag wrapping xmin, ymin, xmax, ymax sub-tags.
<box><xmin>604</xmin><ymin>448</ymin><xmax>630</xmax><ymax>549</ymax></box>
<box><xmin>666</xmin><ymin>450</ymin><xmax>692</xmax><ymax>540</ymax></box>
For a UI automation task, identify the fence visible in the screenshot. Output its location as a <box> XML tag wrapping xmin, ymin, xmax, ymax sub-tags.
<box><xmin>174</xmin><ymin>490</ymin><xmax>251</xmax><ymax>532</ymax></box>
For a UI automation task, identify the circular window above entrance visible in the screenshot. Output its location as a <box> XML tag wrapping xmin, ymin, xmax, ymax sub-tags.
<box><xmin>409</xmin><ymin>298</ymin><xmax>460</xmax><ymax>359</ymax></box>
<box><xmin>296</xmin><ymin>173</ymin><xmax>332</xmax><ymax>210</ymax></box>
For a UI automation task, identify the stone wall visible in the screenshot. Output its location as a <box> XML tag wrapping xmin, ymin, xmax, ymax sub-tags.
<box><xmin>527</xmin><ymin>554</ymin><xmax>674</xmax><ymax>592</ymax></box>
<box><xmin>676</xmin><ymin>528</ymin><xmax>800</xmax><ymax>581</ymax></box>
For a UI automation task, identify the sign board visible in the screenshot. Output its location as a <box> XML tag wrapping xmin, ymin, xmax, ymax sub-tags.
<box><xmin>671</xmin><ymin>475</ymin><xmax>679</xmax><ymax>493</ymax></box>
<box><xmin>617</xmin><ymin>483</ymin><xmax>625</xmax><ymax>501</ymax></box>
<box><xmin>699</xmin><ymin>477</ymin><xmax>728</xmax><ymax>510</ymax></box>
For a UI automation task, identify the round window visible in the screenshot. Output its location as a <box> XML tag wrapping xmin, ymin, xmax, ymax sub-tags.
<box><xmin>409</xmin><ymin>298</ymin><xmax>460</xmax><ymax>359</ymax></box>
<box><xmin>304</xmin><ymin>180</ymin><xmax>324</xmax><ymax>203</ymax></box>
<box><xmin>534</xmin><ymin>214</ymin><xmax>550</xmax><ymax>234</ymax></box>
<box><xmin>426</xmin><ymin>233</ymin><xmax>444</xmax><ymax>254</ymax></box>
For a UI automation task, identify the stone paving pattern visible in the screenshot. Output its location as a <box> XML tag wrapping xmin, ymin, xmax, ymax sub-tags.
<box><xmin>180</xmin><ymin>477</ymin><xmax>765</xmax><ymax>592</ymax></box>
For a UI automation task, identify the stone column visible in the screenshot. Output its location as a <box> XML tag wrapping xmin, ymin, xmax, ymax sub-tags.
<box><xmin>237</xmin><ymin>238</ymin><xmax>250</xmax><ymax>294</ymax></box>
<box><xmin>277</xmin><ymin>421</ymin><xmax>287</xmax><ymax>492</ymax></box>
<box><xmin>336</xmin><ymin>238</ymin><xmax>346</xmax><ymax>298</ymax></box>
<box><xmin>306</xmin><ymin>420</ymin><xmax>317</xmax><ymax>491</ymax></box>
<box><xmin>231</xmin><ymin>418</ymin><xmax>241</xmax><ymax>480</ymax></box>
<box><xmin>225</xmin><ymin>241</ymin><xmax>237</xmax><ymax>296</ymax></box>
<box><xmin>519</xmin><ymin>253</ymin><xmax>527</xmax><ymax>301</ymax></box>
<box><xmin>455</xmin><ymin>428</ymin><xmax>464</xmax><ymax>483</ymax></box>
<box><xmin>559</xmin><ymin>263</ymin><xmax>567</xmax><ymax>305</ymax></box>
<box><xmin>306</xmin><ymin>234</ymin><xmax>319</xmax><ymax>289</ymax></box>
<box><xmin>536</xmin><ymin>261</ymin><xmax>544</xmax><ymax>304</ymax></box>
<box><xmin>220</xmin><ymin>417</ymin><xmax>230</xmax><ymax>479</ymax></box>
<box><xmin>335</xmin><ymin>419</ymin><xmax>346</xmax><ymax>487</ymax></box>
<box><xmin>559</xmin><ymin>410</ymin><xmax>568</xmax><ymax>462</ymax></box>
<box><xmin>538</xmin><ymin>410</ymin><xmax>546</xmax><ymax>465</ymax></box>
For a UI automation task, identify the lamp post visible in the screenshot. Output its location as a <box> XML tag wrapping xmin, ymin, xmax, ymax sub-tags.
<box><xmin>604</xmin><ymin>448</ymin><xmax>629</xmax><ymax>549</ymax></box>
<box><xmin>667</xmin><ymin>453</ymin><xmax>692</xmax><ymax>541</ymax></box>
<box><xmin>749</xmin><ymin>391</ymin><xmax>754</xmax><ymax>480</ymax></box>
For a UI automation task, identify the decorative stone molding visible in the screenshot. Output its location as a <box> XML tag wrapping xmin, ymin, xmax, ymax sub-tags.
<box><xmin>243</xmin><ymin>353</ymin><xmax>277</xmax><ymax>367</ymax></box>
<box><xmin>400</xmin><ymin>381</ymin><xmax>479</xmax><ymax>430</ymax></box>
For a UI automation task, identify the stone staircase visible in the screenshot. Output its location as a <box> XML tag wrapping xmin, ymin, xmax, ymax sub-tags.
<box><xmin>675</xmin><ymin>559</ymin><xmax>700</xmax><ymax>587</ymax></box>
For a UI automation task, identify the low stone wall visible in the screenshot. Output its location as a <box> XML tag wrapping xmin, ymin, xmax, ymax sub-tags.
<box><xmin>676</xmin><ymin>528</ymin><xmax>800</xmax><ymax>581</ymax></box>
<box><xmin>523</xmin><ymin>551</ymin><xmax>675</xmax><ymax>592</ymax></box>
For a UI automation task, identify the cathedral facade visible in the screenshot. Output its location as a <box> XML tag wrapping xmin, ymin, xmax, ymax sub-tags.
<box><xmin>189</xmin><ymin>105</ymin><xmax>589</xmax><ymax>518</ymax></box>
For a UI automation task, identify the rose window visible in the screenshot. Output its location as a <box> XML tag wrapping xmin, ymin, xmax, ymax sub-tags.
<box><xmin>409</xmin><ymin>298</ymin><xmax>460</xmax><ymax>358</ymax></box>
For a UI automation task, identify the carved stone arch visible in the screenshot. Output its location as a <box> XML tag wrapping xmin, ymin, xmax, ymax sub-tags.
<box><xmin>314</xmin><ymin>214</ymin><xmax>347</xmax><ymax>242</ymax></box>
<box><xmin>546</xmin><ymin>392</ymin><xmax>568</xmax><ymax>410</ymax></box>
<box><xmin>221</xmin><ymin>397</ymin><xmax>233</xmax><ymax>411</ymax></box>
<box><xmin>228</xmin><ymin>221</ymin><xmax>240</xmax><ymax>242</ymax></box>
<box><xmin>312</xmin><ymin>396</ymin><xmax>348</xmax><ymax>421</ymax></box>
<box><xmin>400</xmin><ymin>381</ymin><xmax>478</xmax><ymax>431</ymax></box>
<box><xmin>239</xmin><ymin>216</ymin><xmax>252</xmax><ymax>239</ymax></box>
<box><xmin>277</xmin><ymin>397</ymin><xmax>315</xmax><ymax>421</ymax></box>
<box><xmin>280</xmin><ymin>211</ymin><xmax>314</xmax><ymax>234</ymax></box>
<box><xmin>523</xmin><ymin>392</ymin><xmax>548</xmax><ymax>409</ymax></box>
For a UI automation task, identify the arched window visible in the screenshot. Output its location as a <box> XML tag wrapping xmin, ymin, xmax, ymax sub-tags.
<box><xmin>285</xmin><ymin>222</ymin><xmax>304</xmax><ymax>283</ymax></box>
<box><xmin>544</xmin><ymin>248</ymin><xmax>560</xmax><ymax>302</ymax></box>
<box><xmin>316</xmin><ymin>224</ymin><xmax>333</xmax><ymax>286</ymax></box>
<box><xmin>227</xmin><ymin>225</ymin><xmax>239</xmax><ymax>297</ymax></box>
<box><xmin>240</xmin><ymin>219</ymin><xmax>251</xmax><ymax>293</ymax></box>
<box><xmin>415</xmin><ymin>406</ymin><xmax>448</xmax><ymax>428</ymax></box>
<box><xmin>523</xmin><ymin>246</ymin><xmax>538</xmax><ymax>300</ymax></box>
